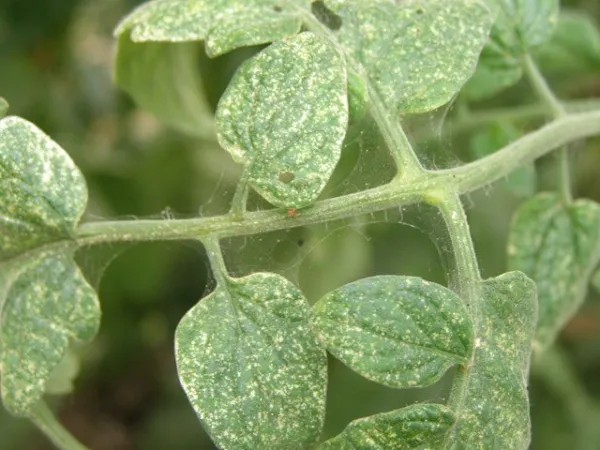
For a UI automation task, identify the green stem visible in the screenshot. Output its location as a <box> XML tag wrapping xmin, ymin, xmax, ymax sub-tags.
<box><xmin>523</xmin><ymin>54</ymin><xmax>565</xmax><ymax>119</ymax></box>
<box><xmin>433</xmin><ymin>193</ymin><xmax>481</xmax><ymax>299</ymax></box>
<box><xmin>29</xmin><ymin>401</ymin><xmax>90</xmax><ymax>450</ymax></box>
<box><xmin>428</xmin><ymin>193</ymin><xmax>481</xmax><ymax>445</ymax></box>
<box><xmin>201</xmin><ymin>235</ymin><xmax>229</xmax><ymax>286</ymax></box>
<box><xmin>368</xmin><ymin>86</ymin><xmax>424</xmax><ymax>178</ymax></box>
<box><xmin>533</xmin><ymin>347</ymin><xmax>600</xmax><ymax>450</ymax></box>
<box><xmin>230</xmin><ymin>169</ymin><xmax>251</xmax><ymax>219</ymax></box>
<box><xmin>444</xmin><ymin>99</ymin><xmax>600</xmax><ymax>135</ymax></box>
<box><xmin>523</xmin><ymin>53</ymin><xmax>572</xmax><ymax>203</ymax></box>
<box><xmin>75</xmin><ymin>110</ymin><xmax>600</xmax><ymax>246</ymax></box>
<box><xmin>447</xmin><ymin>111</ymin><xmax>600</xmax><ymax>193</ymax></box>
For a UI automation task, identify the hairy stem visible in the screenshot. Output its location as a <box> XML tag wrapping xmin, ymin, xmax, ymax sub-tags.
<box><xmin>523</xmin><ymin>53</ymin><xmax>572</xmax><ymax>203</ymax></box>
<box><xmin>368</xmin><ymin>85</ymin><xmax>424</xmax><ymax>178</ymax></box>
<box><xmin>230</xmin><ymin>168</ymin><xmax>251</xmax><ymax>219</ymax></box>
<box><xmin>430</xmin><ymin>193</ymin><xmax>481</xmax><ymax>446</ymax></box>
<box><xmin>29</xmin><ymin>401</ymin><xmax>90</xmax><ymax>450</ymax></box>
<box><xmin>202</xmin><ymin>235</ymin><xmax>229</xmax><ymax>286</ymax></box>
<box><xmin>76</xmin><ymin>110</ymin><xmax>600</xmax><ymax>246</ymax></box>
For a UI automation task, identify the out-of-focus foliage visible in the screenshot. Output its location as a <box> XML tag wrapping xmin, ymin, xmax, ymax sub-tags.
<box><xmin>0</xmin><ymin>0</ymin><xmax>599</xmax><ymax>449</ymax></box>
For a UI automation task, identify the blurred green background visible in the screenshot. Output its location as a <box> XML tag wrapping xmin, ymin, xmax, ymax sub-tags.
<box><xmin>1</xmin><ymin>0</ymin><xmax>600</xmax><ymax>449</ymax></box>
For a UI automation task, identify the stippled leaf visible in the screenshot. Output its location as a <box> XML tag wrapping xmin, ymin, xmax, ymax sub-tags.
<box><xmin>318</xmin><ymin>403</ymin><xmax>455</xmax><ymax>450</ymax></box>
<box><xmin>0</xmin><ymin>116</ymin><xmax>100</xmax><ymax>416</ymax></box>
<box><xmin>175</xmin><ymin>272</ymin><xmax>327</xmax><ymax>450</ymax></box>
<box><xmin>470</xmin><ymin>122</ymin><xmax>535</xmax><ymax>198</ymax></box>
<box><xmin>114</xmin><ymin>0</ymin><xmax>310</xmax><ymax>137</ymax></box>
<box><xmin>466</xmin><ymin>0</ymin><xmax>559</xmax><ymax>99</ymax></box>
<box><xmin>115</xmin><ymin>0</ymin><xmax>310</xmax><ymax>58</ymax></box>
<box><xmin>0</xmin><ymin>98</ymin><xmax>8</xmax><ymax>118</ymax></box>
<box><xmin>447</xmin><ymin>271</ymin><xmax>537</xmax><ymax>449</ymax></box>
<box><xmin>0</xmin><ymin>248</ymin><xmax>100</xmax><ymax>416</ymax></box>
<box><xmin>326</xmin><ymin>0</ymin><xmax>492</xmax><ymax>113</ymax></box>
<box><xmin>311</xmin><ymin>276</ymin><xmax>473</xmax><ymax>388</ymax></box>
<box><xmin>114</xmin><ymin>38</ymin><xmax>214</xmax><ymax>138</ymax></box>
<box><xmin>0</xmin><ymin>117</ymin><xmax>87</xmax><ymax>260</ymax></box>
<box><xmin>508</xmin><ymin>193</ymin><xmax>600</xmax><ymax>351</ymax></box>
<box><xmin>536</xmin><ymin>11</ymin><xmax>600</xmax><ymax>77</ymax></box>
<box><xmin>216</xmin><ymin>32</ymin><xmax>348</xmax><ymax>208</ymax></box>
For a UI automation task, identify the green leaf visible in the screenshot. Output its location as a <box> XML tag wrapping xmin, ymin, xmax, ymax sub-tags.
<box><xmin>470</xmin><ymin>122</ymin><xmax>536</xmax><ymax>198</ymax></box>
<box><xmin>318</xmin><ymin>403</ymin><xmax>456</xmax><ymax>450</ymax></box>
<box><xmin>114</xmin><ymin>0</ymin><xmax>311</xmax><ymax>137</ymax></box>
<box><xmin>0</xmin><ymin>248</ymin><xmax>100</xmax><ymax>416</ymax></box>
<box><xmin>536</xmin><ymin>11</ymin><xmax>600</xmax><ymax>76</ymax></box>
<box><xmin>175</xmin><ymin>272</ymin><xmax>327</xmax><ymax>450</ymax></box>
<box><xmin>311</xmin><ymin>276</ymin><xmax>473</xmax><ymax>388</ymax></box>
<box><xmin>466</xmin><ymin>0</ymin><xmax>559</xmax><ymax>99</ymax></box>
<box><xmin>326</xmin><ymin>0</ymin><xmax>493</xmax><ymax>113</ymax></box>
<box><xmin>114</xmin><ymin>37</ymin><xmax>215</xmax><ymax>139</ymax></box>
<box><xmin>508</xmin><ymin>193</ymin><xmax>600</xmax><ymax>351</ymax></box>
<box><xmin>0</xmin><ymin>116</ymin><xmax>100</xmax><ymax>416</ymax></box>
<box><xmin>0</xmin><ymin>98</ymin><xmax>8</xmax><ymax>118</ymax></box>
<box><xmin>448</xmin><ymin>271</ymin><xmax>537</xmax><ymax>448</ymax></box>
<box><xmin>114</xmin><ymin>0</ymin><xmax>310</xmax><ymax>57</ymax></box>
<box><xmin>463</xmin><ymin>63</ymin><xmax>522</xmax><ymax>101</ymax></box>
<box><xmin>0</xmin><ymin>117</ymin><xmax>87</xmax><ymax>260</ymax></box>
<box><xmin>490</xmin><ymin>0</ymin><xmax>559</xmax><ymax>54</ymax></box>
<box><xmin>216</xmin><ymin>32</ymin><xmax>348</xmax><ymax>208</ymax></box>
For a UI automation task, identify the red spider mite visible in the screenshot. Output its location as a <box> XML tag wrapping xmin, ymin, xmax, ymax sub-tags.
<box><xmin>287</xmin><ymin>208</ymin><xmax>297</xmax><ymax>217</ymax></box>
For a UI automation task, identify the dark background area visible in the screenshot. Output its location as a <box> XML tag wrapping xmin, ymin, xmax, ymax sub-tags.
<box><xmin>1</xmin><ymin>0</ymin><xmax>600</xmax><ymax>448</ymax></box>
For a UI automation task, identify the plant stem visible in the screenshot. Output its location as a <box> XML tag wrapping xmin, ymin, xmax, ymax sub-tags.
<box><xmin>447</xmin><ymin>111</ymin><xmax>600</xmax><ymax>193</ymax></box>
<box><xmin>523</xmin><ymin>55</ymin><xmax>565</xmax><ymax>119</ymax></box>
<box><xmin>29</xmin><ymin>401</ymin><xmax>90</xmax><ymax>450</ymax></box>
<box><xmin>442</xmin><ymin>98</ymin><xmax>600</xmax><ymax>137</ymax></box>
<box><xmin>533</xmin><ymin>347</ymin><xmax>600</xmax><ymax>450</ymax></box>
<box><xmin>368</xmin><ymin>85</ymin><xmax>424</xmax><ymax>178</ymax></box>
<box><xmin>230</xmin><ymin>168</ymin><xmax>250</xmax><ymax>219</ymax></box>
<box><xmin>433</xmin><ymin>193</ymin><xmax>481</xmax><ymax>299</ymax></box>
<box><xmin>429</xmin><ymin>193</ymin><xmax>482</xmax><ymax>445</ymax></box>
<box><xmin>201</xmin><ymin>235</ymin><xmax>229</xmax><ymax>286</ymax></box>
<box><xmin>75</xmin><ymin>110</ymin><xmax>600</xmax><ymax>246</ymax></box>
<box><xmin>523</xmin><ymin>53</ymin><xmax>572</xmax><ymax>203</ymax></box>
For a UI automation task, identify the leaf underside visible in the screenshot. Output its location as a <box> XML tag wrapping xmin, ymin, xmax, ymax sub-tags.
<box><xmin>114</xmin><ymin>37</ymin><xmax>214</xmax><ymax>138</ymax></box>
